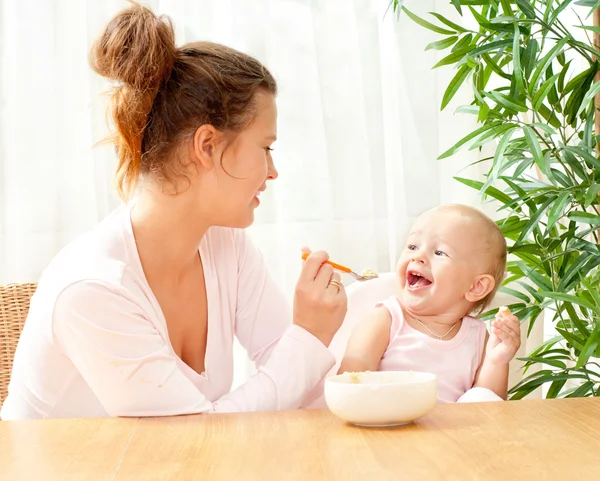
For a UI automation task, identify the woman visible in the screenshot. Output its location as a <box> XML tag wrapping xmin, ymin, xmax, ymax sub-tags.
<box><xmin>0</xmin><ymin>3</ymin><xmax>346</xmax><ymax>419</ymax></box>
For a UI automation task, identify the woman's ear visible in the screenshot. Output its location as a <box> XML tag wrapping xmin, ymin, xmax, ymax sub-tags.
<box><xmin>192</xmin><ymin>124</ymin><xmax>219</xmax><ymax>170</ymax></box>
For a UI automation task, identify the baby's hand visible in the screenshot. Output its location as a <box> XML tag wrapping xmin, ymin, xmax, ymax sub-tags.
<box><xmin>486</xmin><ymin>306</ymin><xmax>521</xmax><ymax>365</ymax></box>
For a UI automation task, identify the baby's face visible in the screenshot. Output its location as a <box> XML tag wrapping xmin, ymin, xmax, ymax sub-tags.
<box><xmin>396</xmin><ymin>208</ymin><xmax>492</xmax><ymax>317</ymax></box>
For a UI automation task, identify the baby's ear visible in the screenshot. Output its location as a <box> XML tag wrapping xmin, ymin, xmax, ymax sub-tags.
<box><xmin>465</xmin><ymin>274</ymin><xmax>495</xmax><ymax>303</ymax></box>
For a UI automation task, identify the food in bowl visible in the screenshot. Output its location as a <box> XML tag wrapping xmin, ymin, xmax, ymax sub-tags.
<box><xmin>324</xmin><ymin>371</ymin><xmax>437</xmax><ymax>427</ymax></box>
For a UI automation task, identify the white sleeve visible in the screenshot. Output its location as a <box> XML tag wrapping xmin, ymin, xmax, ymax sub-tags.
<box><xmin>233</xmin><ymin>231</ymin><xmax>335</xmax><ymax>409</ymax></box>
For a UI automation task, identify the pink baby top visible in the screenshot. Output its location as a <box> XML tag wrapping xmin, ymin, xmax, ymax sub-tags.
<box><xmin>378</xmin><ymin>297</ymin><xmax>487</xmax><ymax>403</ymax></box>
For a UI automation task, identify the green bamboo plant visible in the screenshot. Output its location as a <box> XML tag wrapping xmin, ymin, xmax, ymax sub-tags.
<box><xmin>393</xmin><ymin>0</ymin><xmax>600</xmax><ymax>399</ymax></box>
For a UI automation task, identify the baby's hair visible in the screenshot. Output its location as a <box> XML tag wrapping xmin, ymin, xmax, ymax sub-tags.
<box><xmin>440</xmin><ymin>204</ymin><xmax>507</xmax><ymax>316</ymax></box>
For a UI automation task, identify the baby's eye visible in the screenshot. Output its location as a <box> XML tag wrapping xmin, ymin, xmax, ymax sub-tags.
<box><xmin>265</xmin><ymin>147</ymin><xmax>274</xmax><ymax>152</ymax></box>
<box><xmin>408</xmin><ymin>244</ymin><xmax>417</xmax><ymax>251</ymax></box>
<box><xmin>435</xmin><ymin>250</ymin><xmax>447</xmax><ymax>257</ymax></box>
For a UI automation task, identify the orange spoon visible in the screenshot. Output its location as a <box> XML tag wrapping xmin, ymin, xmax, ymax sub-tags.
<box><xmin>301</xmin><ymin>252</ymin><xmax>377</xmax><ymax>281</ymax></box>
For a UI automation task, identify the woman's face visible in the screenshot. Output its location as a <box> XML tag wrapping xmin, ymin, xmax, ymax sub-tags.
<box><xmin>196</xmin><ymin>91</ymin><xmax>279</xmax><ymax>228</ymax></box>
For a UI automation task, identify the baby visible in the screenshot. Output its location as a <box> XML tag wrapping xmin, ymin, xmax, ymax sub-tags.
<box><xmin>339</xmin><ymin>204</ymin><xmax>521</xmax><ymax>402</ymax></box>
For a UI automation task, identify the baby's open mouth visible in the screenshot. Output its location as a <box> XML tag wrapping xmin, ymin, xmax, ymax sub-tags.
<box><xmin>407</xmin><ymin>271</ymin><xmax>432</xmax><ymax>289</ymax></box>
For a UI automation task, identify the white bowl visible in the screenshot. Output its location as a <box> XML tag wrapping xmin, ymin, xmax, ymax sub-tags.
<box><xmin>324</xmin><ymin>371</ymin><xmax>438</xmax><ymax>427</ymax></box>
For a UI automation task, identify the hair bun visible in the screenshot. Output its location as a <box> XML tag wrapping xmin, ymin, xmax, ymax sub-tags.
<box><xmin>90</xmin><ymin>2</ymin><xmax>176</xmax><ymax>91</ymax></box>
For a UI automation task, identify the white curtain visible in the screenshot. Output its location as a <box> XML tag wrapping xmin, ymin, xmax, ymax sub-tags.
<box><xmin>1</xmin><ymin>0</ymin><xmax>522</xmax><ymax>386</ymax></box>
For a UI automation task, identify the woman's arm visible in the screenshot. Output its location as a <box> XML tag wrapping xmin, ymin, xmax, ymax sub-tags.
<box><xmin>232</xmin><ymin>231</ymin><xmax>345</xmax><ymax>410</ymax></box>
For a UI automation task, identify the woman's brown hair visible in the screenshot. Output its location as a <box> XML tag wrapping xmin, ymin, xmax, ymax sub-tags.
<box><xmin>90</xmin><ymin>1</ymin><xmax>277</xmax><ymax>199</ymax></box>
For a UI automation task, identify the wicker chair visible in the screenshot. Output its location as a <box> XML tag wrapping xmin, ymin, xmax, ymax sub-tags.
<box><xmin>0</xmin><ymin>283</ymin><xmax>37</xmax><ymax>405</ymax></box>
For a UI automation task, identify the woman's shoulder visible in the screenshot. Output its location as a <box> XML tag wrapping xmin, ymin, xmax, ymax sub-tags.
<box><xmin>37</xmin><ymin>205</ymin><xmax>137</xmax><ymax>296</ymax></box>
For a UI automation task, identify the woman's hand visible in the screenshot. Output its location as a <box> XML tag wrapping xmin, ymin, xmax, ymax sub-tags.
<box><xmin>293</xmin><ymin>248</ymin><xmax>347</xmax><ymax>346</ymax></box>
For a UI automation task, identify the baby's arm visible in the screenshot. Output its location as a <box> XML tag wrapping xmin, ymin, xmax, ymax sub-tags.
<box><xmin>473</xmin><ymin>307</ymin><xmax>521</xmax><ymax>399</ymax></box>
<box><xmin>338</xmin><ymin>307</ymin><xmax>392</xmax><ymax>374</ymax></box>
<box><xmin>473</xmin><ymin>332</ymin><xmax>510</xmax><ymax>399</ymax></box>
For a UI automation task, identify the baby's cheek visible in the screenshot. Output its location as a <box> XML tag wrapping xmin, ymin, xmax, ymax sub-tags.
<box><xmin>395</xmin><ymin>260</ymin><xmax>403</xmax><ymax>279</ymax></box>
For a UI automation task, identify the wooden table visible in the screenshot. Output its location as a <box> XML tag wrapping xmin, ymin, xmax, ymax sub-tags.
<box><xmin>1</xmin><ymin>398</ymin><xmax>599</xmax><ymax>481</ymax></box>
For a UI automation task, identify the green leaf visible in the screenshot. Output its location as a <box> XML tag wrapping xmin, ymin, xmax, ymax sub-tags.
<box><xmin>546</xmin><ymin>192</ymin><xmax>571</xmax><ymax>234</ymax></box>
<box><xmin>519</xmin><ymin>356</ymin><xmax>567</xmax><ymax>370</ymax></box>
<box><xmin>470</xmin><ymin>124</ymin><xmax>520</xmax><ymax>150</ymax></box>
<box><xmin>501</xmin><ymin>177</ymin><xmax>536</xmax><ymax>213</ymax></box>
<box><xmin>435</xmin><ymin>41</ymin><xmax>514</xmax><ymax>70</ymax></box>
<box><xmin>532</xmin><ymin>74</ymin><xmax>561</xmax><ymax>110</ymax></box>
<box><xmin>500</xmin><ymin>0</ymin><xmax>513</xmax><ymax>15</ymax></box>
<box><xmin>455</xmin><ymin>105</ymin><xmax>480</xmax><ymax>115</ymax></box>
<box><xmin>575</xmin><ymin>25</ymin><xmax>600</xmax><ymax>35</ymax></box>
<box><xmin>511</xmin><ymin>372</ymin><xmax>588</xmax><ymax>400</ymax></box>
<box><xmin>433</xmin><ymin>47</ymin><xmax>473</xmax><ymax>68</ymax></box>
<box><xmin>438</xmin><ymin>122</ymin><xmax>502</xmax><ymax>160</ymax></box>
<box><xmin>563</xmin><ymin>303</ymin><xmax>592</xmax><ymax>337</ymax></box>
<box><xmin>557</xmin><ymin>59</ymin><xmax>572</xmax><ymax>93</ymax></box>
<box><xmin>566</xmin><ymin>70</ymin><xmax>597</xmax><ymax>125</ymax></box>
<box><xmin>563</xmin><ymin>146</ymin><xmax>600</xmax><ymax>170</ymax></box>
<box><xmin>516</xmin><ymin>0</ymin><xmax>536</xmax><ymax>18</ymax></box>
<box><xmin>583</xmin><ymin>105</ymin><xmax>595</xmax><ymax>148</ymax></box>
<box><xmin>584</xmin><ymin>184</ymin><xmax>600</xmax><ymax>208</ymax></box>
<box><xmin>441</xmin><ymin>65</ymin><xmax>472</xmax><ymax>109</ymax></box>
<box><xmin>538</xmin><ymin>104</ymin><xmax>562</xmax><ymax>128</ymax></box>
<box><xmin>451</xmin><ymin>0</ymin><xmax>462</xmax><ymax>15</ymax></box>
<box><xmin>484</xmin><ymin>127</ymin><xmax>516</xmax><ymax>191</ymax></box>
<box><xmin>426</xmin><ymin>36</ymin><xmax>459</xmax><ymax>51</ymax></box>
<box><xmin>521</xmin><ymin>266</ymin><xmax>552</xmax><ymax>291</ymax></box>
<box><xmin>453</xmin><ymin>34</ymin><xmax>474</xmax><ymax>52</ymax></box>
<box><xmin>549</xmin><ymin>168</ymin><xmax>572</xmax><ymax>189</ymax></box>
<box><xmin>538</xmin><ymin>291</ymin><xmax>596</xmax><ymax>310</ymax></box>
<box><xmin>481</xmin><ymin>53</ymin><xmax>512</xmax><ymax>80</ymax></box>
<box><xmin>516</xmin><ymin>197</ymin><xmax>555</xmax><ymax>244</ymax></box>
<box><xmin>527</xmin><ymin>335</ymin><xmax>564</xmax><ymax>357</ymax></box>
<box><xmin>567</xmin><ymin>211</ymin><xmax>600</xmax><ymax>225</ymax></box>
<box><xmin>529</xmin><ymin>37</ymin><xmax>570</xmax><ymax>95</ymax></box>
<box><xmin>512</xmin><ymin>23</ymin><xmax>525</xmax><ymax>94</ymax></box>
<box><xmin>564</xmin><ymin>381</ymin><xmax>595</xmax><ymax>398</ymax></box>
<box><xmin>468</xmin><ymin>40</ymin><xmax>514</xmax><ymax>59</ymax></box>
<box><xmin>521</xmin><ymin>38</ymin><xmax>539</xmax><ymax>78</ymax></box>
<box><xmin>509</xmin><ymin>243</ymin><xmax>543</xmax><ymax>256</ymax></box>
<box><xmin>575</xmin><ymin>324</ymin><xmax>600</xmax><ymax>369</ymax></box>
<box><xmin>564</xmin><ymin>66</ymin><xmax>595</xmax><ymax>95</ymax></box>
<box><xmin>531</xmin><ymin>122</ymin><xmax>557</xmax><ymax>136</ymax></box>
<box><xmin>582</xmin><ymin>276</ymin><xmax>600</xmax><ymax>309</ymax></box>
<box><xmin>402</xmin><ymin>7</ymin><xmax>456</xmax><ymax>35</ymax></box>
<box><xmin>549</xmin><ymin>1</ymin><xmax>577</xmax><ymax>26</ymax></box>
<box><xmin>428</xmin><ymin>12</ymin><xmax>468</xmax><ymax>33</ymax></box>
<box><xmin>561</xmin><ymin>149</ymin><xmax>590</xmax><ymax>181</ymax></box>
<box><xmin>491</xmin><ymin>15</ymin><xmax>518</xmax><ymax>23</ymax></box>
<box><xmin>576</xmin><ymin>78</ymin><xmax>600</xmax><ymax>118</ymax></box>
<box><xmin>498</xmin><ymin>286</ymin><xmax>531</xmax><ymax>304</ymax></box>
<box><xmin>522</xmin><ymin>126</ymin><xmax>547</xmax><ymax>174</ymax></box>
<box><xmin>500</xmin><ymin>217</ymin><xmax>529</xmax><ymax>236</ymax></box>
<box><xmin>485</xmin><ymin>90</ymin><xmax>528</xmax><ymax>112</ymax></box>
<box><xmin>454</xmin><ymin>177</ymin><xmax>513</xmax><ymax>204</ymax></box>
<box><xmin>547</xmin><ymin>379</ymin><xmax>568</xmax><ymax>398</ymax></box>
<box><xmin>557</xmin><ymin>252</ymin><xmax>592</xmax><ymax>291</ymax></box>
